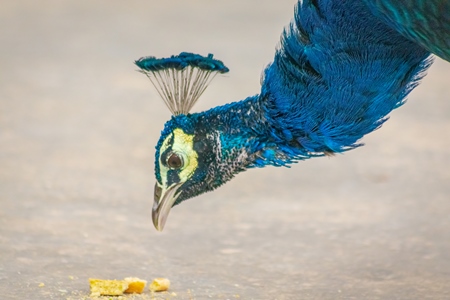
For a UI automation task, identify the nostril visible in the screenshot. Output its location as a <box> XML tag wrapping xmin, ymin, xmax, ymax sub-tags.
<box><xmin>154</xmin><ymin>183</ymin><xmax>162</xmax><ymax>201</ymax></box>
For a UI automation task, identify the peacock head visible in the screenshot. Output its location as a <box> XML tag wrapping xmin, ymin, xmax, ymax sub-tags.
<box><xmin>152</xmin><ymin>114</ymin><xmax>223</xmax><ymax>231</ymax></box>
<box><xmin>135</xmin><ymin>52</ymin><xmax>229</xmax><ymax>230</ymax></box>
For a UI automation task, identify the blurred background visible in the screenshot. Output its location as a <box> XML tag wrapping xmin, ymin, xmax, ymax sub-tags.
<box><xmin>0</xmin><ymin>1</ymin><xmax>449</xmax><ymax>299</ymax></box>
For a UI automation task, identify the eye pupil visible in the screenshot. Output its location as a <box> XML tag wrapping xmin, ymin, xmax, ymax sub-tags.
<box><xmin>167</xmin><ymin>153</ymin><xmax>183</xmax><ymax>169</ymax></box>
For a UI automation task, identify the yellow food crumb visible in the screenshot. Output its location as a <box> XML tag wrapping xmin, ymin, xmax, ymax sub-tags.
<box><xmin>124</xmin><ymin>277</ymin><xmax>147</xmax><ymax>294</ymax></box>
<box><xmin>88</xmin><ymin>278</ymin><xmax>128</xmax><ymax>297</ymax></box>
<box><xmin>149</xmin><ymin>278</ymin><xmax>170</xmax><ymax>292</ymax></box>
<box><xmin>38</xmin><ymin>283</ymin><xmax>45</xmax><ymax>287</ymax></box>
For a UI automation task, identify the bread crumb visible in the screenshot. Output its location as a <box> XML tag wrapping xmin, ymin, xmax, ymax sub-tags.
<box><xmin>150</xmin><ymin>278</ymin><xmax>170</xmax><ymax>292</ymax></box>
<box><xmin>89</xmin><ymin>278</ymin><xmax>128</xmax><ymax>296</ymax></box>
<box><xmin>124</xmin><ymin>277</ymin><xmax>147</xmax><ymax>294</ymax></box>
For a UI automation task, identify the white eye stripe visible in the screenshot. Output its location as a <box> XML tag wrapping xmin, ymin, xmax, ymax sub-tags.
<box><xmin>172</xmin><ymin>129</ymin><xmax>198</xmax><ymax>182</ymax></box>
<box><xmin>158</xmin><ymin>129</ymin><xmax>198</xmax><ymax>185</ymax></box>
<box><xmin>159</xmin><ymin>132</ymin><xmax>173</xmax><ymax>186</ymax></box>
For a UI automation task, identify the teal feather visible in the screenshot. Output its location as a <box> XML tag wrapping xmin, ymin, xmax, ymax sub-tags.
<box><xmin>363</xmin><ymin>0</ymin><xmax>450</xmax><ymax>62</ymax></box>
<box><xmin>137</xmin><ymin>0</ymin><xmax>447</xmax><ymax>221</ymax></box>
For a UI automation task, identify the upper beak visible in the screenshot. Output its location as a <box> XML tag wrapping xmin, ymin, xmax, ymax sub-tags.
<box><xmin>152</xmin><ymin>182</ymin><xmax>182</xmax><ymax>231</ymax></box>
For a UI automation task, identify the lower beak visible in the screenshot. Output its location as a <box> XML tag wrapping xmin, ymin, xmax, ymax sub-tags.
<box><xmin>152</xmin><ymin>182</ymin><xmax>182</xmax><ymax>231</ymax></box>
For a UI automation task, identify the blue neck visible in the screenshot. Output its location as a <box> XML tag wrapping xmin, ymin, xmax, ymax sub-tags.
<box><xmin>193</xmin><ymin>96</ymin><xmax>265</xmax><ymax>138</ymax></box>
<box><xmin>189</xmin><ymin>0</ymin><xmax>431</xmax><ymax>170</ymax></box>
<box><xmin>191</xmin><ymin>96</ymin><xmax>277</xmax><ymax>168</ymax></box>
<box><xmin>191</xmin><ymin>94</ymin><xmax>317</xmax><ymax>169</ymax></box>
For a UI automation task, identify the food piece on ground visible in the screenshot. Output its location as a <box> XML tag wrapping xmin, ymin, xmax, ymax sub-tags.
<box><xmin>149</xmin><ymin>278</ymin><xmax>170</xmax><ymax>292</ymax></box>
<box><xmin>89</xmin><ymin>278</ymin><xmax>129</xmax><ymax>296</ymax></box>
<box><xmin>124</xmin><ymin>277</ymin><xmax>147</xmax><ymax>294</ymax></box>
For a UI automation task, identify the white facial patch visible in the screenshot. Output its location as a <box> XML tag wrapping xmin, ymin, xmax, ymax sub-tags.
<box><xmin>159</xmin><ymin>128</ymin><xmax>198</xmax><ymax>186</ymax></box>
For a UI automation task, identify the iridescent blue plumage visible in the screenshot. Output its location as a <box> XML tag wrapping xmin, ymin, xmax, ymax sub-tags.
<box><xmin>136</xmin><ymin>53</ymin><xmax>229</xmax><ymax>116</ymax></box>
<box><xmin>137</xmin><ymin>0</ymin><xmax>449</xmax><ymax>230</ymax></box>
<box><xmin>260</xmin><ymin>0</ymin><xmax>431</xmax><ymax>155</ymax></box>
<box><xmin>135</xmin><ymin>52</ymin><xmax>229</xmax><ymax>73</ymax></box>
<box><xmin>363</xmin><ymin>0</ymin><xmax>450</xmax><ymax>62</ymax></box>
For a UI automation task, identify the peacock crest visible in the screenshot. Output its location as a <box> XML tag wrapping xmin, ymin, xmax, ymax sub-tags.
<box><xmin>135</xmin><ymin>52</ymin><xmax>229</xmax><ymax>115</ymax></box>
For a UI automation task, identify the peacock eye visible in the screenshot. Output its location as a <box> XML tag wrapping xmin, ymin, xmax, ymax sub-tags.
<box><xmin>167</xmin><ymin>152</ymin><xmax>183</xmax><ymax>169</ymax></box>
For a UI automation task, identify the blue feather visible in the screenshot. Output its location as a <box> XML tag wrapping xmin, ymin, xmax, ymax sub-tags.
<box><xmin>363</xmin><ymin>0</ymin><xmax>450</xmax><ymax>62</ymax></box>
<box><xmin>141</xmin><ymin>0</ymin><xmax>448</xmax><ymax>227</ymax></box>
<box><xmin>260</xmin><ymin>0</ymin><xmax>431</xmax><ymax>157</ymax></box>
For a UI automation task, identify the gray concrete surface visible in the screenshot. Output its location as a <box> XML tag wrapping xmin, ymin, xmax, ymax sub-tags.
<box><xmin>1</xmin><ymin>1</ymin><xmax>450</xmax><ymax>299</ymax></box>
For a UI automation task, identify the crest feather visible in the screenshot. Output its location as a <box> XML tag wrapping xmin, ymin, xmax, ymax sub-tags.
<box><xmin>136</xmin><ymin>52</ymin><xmax>229</xmax><ymax>115</ymax></box>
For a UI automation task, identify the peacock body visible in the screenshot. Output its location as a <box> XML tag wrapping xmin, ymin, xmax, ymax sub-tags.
<box><xmin>136</xmin><ymin>0</ymin><xmax>448</xmax><ymax>230</ymax></box>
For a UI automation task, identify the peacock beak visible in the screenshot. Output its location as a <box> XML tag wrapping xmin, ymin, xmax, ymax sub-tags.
<box><xmin>152</xmin><ymin>182</ymin><xmax>182</xmax><ymax>231</ymax></box>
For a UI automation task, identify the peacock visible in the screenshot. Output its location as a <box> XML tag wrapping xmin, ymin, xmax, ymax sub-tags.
<box><xmin>135</xmin><ymin>0</ymin><xmax>450</xmax><ymax>230</ymax></box>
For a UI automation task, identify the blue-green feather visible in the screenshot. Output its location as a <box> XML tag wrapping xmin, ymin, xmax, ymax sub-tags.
<box><xmin>362</xmin><ymin>0</ymin><xmax>450</xmax><ymax>62</ymax></box>
<box><xmin>260</xmin><ymin>0</ymin><xmax>431</xmax><ymax>157</ymax></box>
<box><xmin>151</xmin><ymin>0</ymin><xmax>445</xmax><ymax>205</ymax></box>
<box><xmin>136</xmin><ymin>52</ymin><xmax>229</xmax><ymax>73</ymax></box>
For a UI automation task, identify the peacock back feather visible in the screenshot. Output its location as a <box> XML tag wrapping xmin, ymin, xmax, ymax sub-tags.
<box><xmin>363</xmin><ymin>0</ymin><xmax>450</xmax><ymax>62</ymax></box>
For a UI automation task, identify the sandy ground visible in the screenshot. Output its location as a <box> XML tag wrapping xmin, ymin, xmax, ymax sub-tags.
<box><xmin>1</xmin><ymin>1</ymin><xmax>450</xmax><ymax>299</ymax></box>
